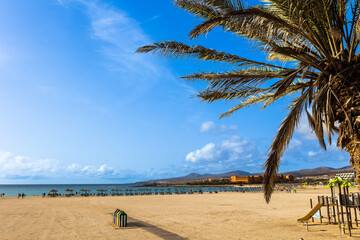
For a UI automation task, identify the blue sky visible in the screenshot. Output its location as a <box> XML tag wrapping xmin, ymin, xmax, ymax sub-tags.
<box><xmin>0</xmin><ymin>0</ymin><xmax>349</xmax><ymax>184</ymax></box>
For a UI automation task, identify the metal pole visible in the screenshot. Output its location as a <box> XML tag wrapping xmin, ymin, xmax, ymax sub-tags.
<box><xmin>352</xmin><ymin>193</ymin><xmax>358</xmax><ymax>227</ymax></box>
<box><xmin>339</xmin><ymin>186</ymin><xmax>345</xmax><ymax>225</ymax></box>
<box><xmin>343</xmin><ymin>187</ymin><xmax>352</xmax><ymax>236</ymax></box>
<box><xmin>332</xmin><ymin>196</ymin><xmax>337</xmax><ymax>224</ymax></box>
<box><xmin>336</xmin><ymin>196</ymin><xmax>341</xmax><ymax>232</ymax></box>
<box><xmin>318</xmin><ymin>196</ymin><xmax>323</xmax><ymax>223</ymax></box>
<box><xmin>326</xmin><ymin>196</ymin><xmax>331</xmax><ymax>224</ymax></box>
<box><xmin>310</xmin><ymin>199</ymin><xmax>314</xmax><ymax>223</ymax></box>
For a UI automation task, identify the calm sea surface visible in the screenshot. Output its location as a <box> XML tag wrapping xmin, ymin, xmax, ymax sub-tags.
<box><xmin>0</xmin><ymin>184</ymin><xmax>262</xmax><ymax>197</ymax></box>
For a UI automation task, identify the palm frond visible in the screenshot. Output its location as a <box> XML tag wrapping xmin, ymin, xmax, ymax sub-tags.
<box><xmin>264</xmin><ymin>88</ymin><xmax>310</xmax><ymax>202</ymax></box>
<box><xmin>136</xmin><ymin>41</ymin><xmax>287</xmax><ymax>69</ymax></box>
<box><xmin>181</xmin><ymin>70</ymin><xmax>285</xmax><ymax>88</ymax></box>
<box><xmin>220</xmin><ymin>92</ymin><xmax>274</xmax><ymax>118</ymax></box>
<box><xmin>137</xmin><ymin>0</ymin><xmax>360</xmax><ymax>202</ymax></box>
<box><xmin>175</xmin><ymin>0</ymin><xmax>221</xmax><ymax>19</ymax></box>
<box><xmin>204</xmin><ymin>0</ymin><xmax>244</xmax><ymax>12</ymax></box>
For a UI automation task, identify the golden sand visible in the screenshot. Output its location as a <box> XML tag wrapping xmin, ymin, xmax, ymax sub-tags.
<box><xmin>0</xmin><ymin>187</ymin><xmax>357</xmax><ymax>239</ymax></box>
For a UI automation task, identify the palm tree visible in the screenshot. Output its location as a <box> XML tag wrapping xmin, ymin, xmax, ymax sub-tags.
<box><xmin>325</xmin><ymin>180</ymin><xmax>336</xmax><ymax>198</ymax></box>
<box><xmin>342</xmin><ymin>179</ymin><xmax>356</xmax><ymax>194</ymax></box>
<box><xmin>328</xmin><ymin>176</ymin><xmax>345</xmax><ymax>197</ymax></box>
<box><xmin>137</xmin><ymin>0</ymin><xmax>360</xmax><ymax>202</ymax></box>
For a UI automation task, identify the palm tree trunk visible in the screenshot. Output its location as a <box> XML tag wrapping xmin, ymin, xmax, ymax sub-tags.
<box><xmin>349</xmin><ymin>142</ymin><xmax>360</xmax><ymax>186</ymax></box>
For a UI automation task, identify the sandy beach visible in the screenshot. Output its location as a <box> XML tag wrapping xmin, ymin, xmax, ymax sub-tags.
<box><xmin>0</xmin><ymin>187</ymin><xmax>358</xmax><ymax>240</ymax></box>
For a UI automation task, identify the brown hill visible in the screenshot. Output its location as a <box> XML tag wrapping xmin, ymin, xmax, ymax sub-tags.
<box><xmin>137</xmin><ymin>166</ymin><xmax>353</xmax><ymax>185</ymax></box>
<box><xmin>281</xmin><ymin>166</ymin><xmax>353</xmax><ymax>176</ymax></box>
<box><xmin>137</xmin><ymin>170</ymin><xmax>251</xmax><ymax>185</ymax></box>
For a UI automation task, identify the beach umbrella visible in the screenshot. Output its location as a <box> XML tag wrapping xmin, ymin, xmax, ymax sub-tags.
<box><xmin>65</xmin><ymin>189</ymin><xmax>74</xmax><ymax>197</ymax></box>
<box><xmin>328</xmin><ymin>177</ymin><xmax>346</xmax><ymax>206</ymax></box>
<box><xmin>49</xmin><ymin>189</ymin><xmax>58</xmax><ymax>197</ymax></box>
<box><xmin>96</xmin><ymin>189</ymin><xmax>107</xmax><ymax>196</ymax></box>
<box><xmin>111</xmin><ymin>189</ymin><xmax>118</xmax><ymax>195</ymax></box>
<box><xmin>79</xmin><ymin>189</ymin><xmax>90</xmax><ymax>196</ymax></box>
<box><xmin>325</xmin><ymin>181</ymin><xmax>336</xmax><ymax>198</ymax></box>
<box><xmin>85</xmin><ymin>189</ymin><xmax>91</xmax><ymax>196</ymax></box>
<box><xmin>342</xmin><ymin>180</ymin><xmax>356</xmax><ymax>195</ymax></box>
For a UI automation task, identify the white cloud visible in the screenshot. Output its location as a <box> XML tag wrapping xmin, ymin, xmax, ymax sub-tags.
<box><xmin>149</xmin><ymin>15</ymin><xmax>160</xmax><ymax>21</ymax></box>
<box><xmin>56</xmin><ymin>0</ymin><xmax>195</xmax><ymax>104</ymax></box>
<box><xmin>288</xmin><ymin>138</ymin><xmax>302</xmax><ymax>149</ymax></box>
<box><xmin>199</xmin><ymin>121</ymin><xmax>238</xmax><ymax>134</ymax></box>
<box><xmin>67</xmin><ymin>163</ymin><xmax>81</xmax><ymax>172</ymax></box>
<box><xmin>229</xmin><ymin>125</ymin><xmax>238</xmax><ymax>131</ymax></box>
<box><xmin>308</xmin><ymin>150</ymin><xmax>321</xmax><ymax>157</ymax></box>
<box><xmin>65</xmin><ymin>163</ymin><xmax>117</xmax><ymax>177</ymax></box>
<box><xmin>0</xmin><ymin>151</ymin><xmax>59</xmax><ymax>179</ymax></box>
<box><xmin>87</xmin><ymin>3</ymin><xmax>158</xmax><ymax>74</ymax></box>
<box><xmin>296</xmin><ymin>116</ymin><xmax>317</xmax><ymax>140</ymax></box>
<box><xmin>186</xmin><ymin>142</ymin><xmax>216</xmax><ymax>162</ymax></box>
<box><xmin>200</xmin><ymin>121</ymin><xmax>215</xmax><ymax>133</ymax></box>
<box><xmin>185</xmin><ymin>136</ymin><xmax>264</xmax><ymax>172</ymax></box>
<box><xmin>0</xmin><ymin>150</ymin><xmax>123</xmax><ymax>180</ymax></box>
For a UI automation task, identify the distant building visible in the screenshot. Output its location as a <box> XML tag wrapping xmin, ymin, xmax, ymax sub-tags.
<box><xmin>230</xmin><ymin>174</ymin><xmax>295</xmax><ymax>184</ymax></box>
<box><xmin>285</xmin><ymin>175</ymin><xmax>294</xmax><ymax>180</ymax></box>
<box><xmin>219</xmin><ymin>178</ymin><xmax>229</xmax><ymax>181</ymax></box>
<box><xmin>230</xmin><ymin>175</ymin><xmax>249</xmax><ymax>183</ymax></box>
<box><xmin>205</xmin><ymin>178</ymin><xmax>215</xmax><ymax>182</ymax></box>
<box><xmin>335</xmin><ymin>172</ymin><xmax>356</xmax><ymax>181</ymax></box>
<box><xmin>295</xmin><ymin>175</ymin><xmax>330</xmax><ymax>180</ymax></box>
<box><xmin>230</xmin><ymin>175</ymin><xmax>263</xmax><ymax>184</ymax></box>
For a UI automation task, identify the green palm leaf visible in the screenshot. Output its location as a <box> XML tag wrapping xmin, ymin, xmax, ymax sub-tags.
<box><xmin>137</xmin><ymin>0</ymin><xmax>360</xmax><ymax>202</ymax></box>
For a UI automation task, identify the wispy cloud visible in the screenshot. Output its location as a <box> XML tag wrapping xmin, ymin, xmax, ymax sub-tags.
<box><xmin>199</xmin><ymin>121</ymin><xmax>215</xmax><ymax>133</ymax></box>
<box><xmin>149</xmin><ymin>15</ymin><xmax>160</xmax><ymax>22</ymax></box>
<box><xmin>58</xmin><ymin>0</ymin><xmax>194</xmax><ymax>103</ymax></box>
<box><xmin>282</xmin><ymin>136</ymin><xmax>349</xmax><ymax>168</ymax></box>
<box><xmin>0</xmin><ymin>150</ymin><xmax>186</xmax><ymax>182</ymax></box>
<box><xmin>0</xmin><ymin>151</ymin><xmax>59</xmax><ymax>179</ymax></box>
<box><xmin>85</xmin><ymin>1</ymin><xmax>159</xmax><ymax>75</ymax></box>
<box><xmin>296</xmin><ymin>115</ymin><xmax>317</xmax><ymax>140</ymax></box>
<box><xmin>199</xmin><ymin>121</ymin><xmax>238</xmax><ymax>134</ymax></box>
<box><xmin>185</xmin><ymin>135</ymin><xmax>265</xmax><ymax>172</ymax></box>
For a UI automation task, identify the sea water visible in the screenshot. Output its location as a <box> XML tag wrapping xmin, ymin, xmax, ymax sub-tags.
<box><xmin>0</xmin><ymin>184</ymin><xmax>263</xmax><ymax>197</ymax></box>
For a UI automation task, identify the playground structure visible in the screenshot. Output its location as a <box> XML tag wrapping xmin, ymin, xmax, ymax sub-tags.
<box><xmin>298</xmin><ymin>179</ymin><xmax>360</xmax><ymax>236</ymax></box>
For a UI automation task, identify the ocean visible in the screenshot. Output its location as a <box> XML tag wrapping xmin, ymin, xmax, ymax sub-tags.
<box><xmin>0</xmin><ymin>184</ymin><xmax>262</xmax><ymax>197</ymax></box>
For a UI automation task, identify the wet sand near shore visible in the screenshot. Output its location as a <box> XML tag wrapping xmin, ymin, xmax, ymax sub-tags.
<box><xmin>0</xmin><ymin>187</ymin><xmax>359</xmax><ymax>240</ymax></box>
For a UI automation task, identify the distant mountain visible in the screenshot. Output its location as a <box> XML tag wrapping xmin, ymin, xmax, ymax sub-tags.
<box><xmin>281</xmin><ymin>166</ymin><xmax>353</xmax><ymax>176</ymax></box>
<box><xmin>281</xmin><ymin>167</ymin><xmax>335</xmax><ymax>176</ymax></box>
<box><xmin>336</xmin><ymin>166</ymin><xmax>353</xmax><ymax>171</ymax></box>
<box><xmin>137</xmin><ymin>166</ymin><xmax>353</xmax><ymax>185</ymax></box>
<box><xmin>137</xmin><ymin>170</ymin><xmax>251</xmax><ymax>185</ymax></box>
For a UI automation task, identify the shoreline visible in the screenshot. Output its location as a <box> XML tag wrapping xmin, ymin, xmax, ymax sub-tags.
<box><xmin>0</xmin><ymin>184</ymin><xmax>268</xmax><ymax>197</ymax></box>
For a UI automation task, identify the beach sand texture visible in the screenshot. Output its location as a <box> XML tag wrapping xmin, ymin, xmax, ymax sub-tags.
<box><xmin>0</xmin><ymin>188</ymin><xmax>358</xmax><ymax>240</ymax></box>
